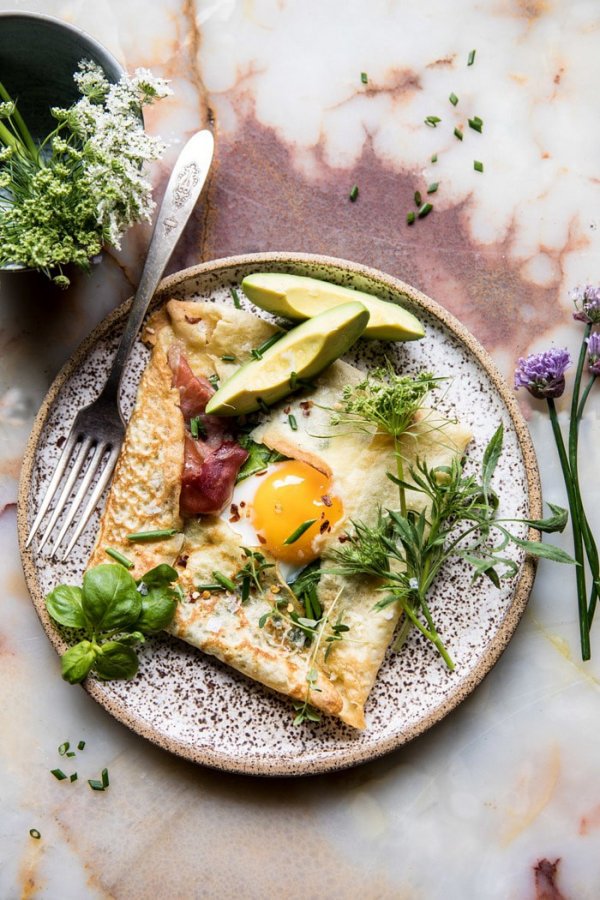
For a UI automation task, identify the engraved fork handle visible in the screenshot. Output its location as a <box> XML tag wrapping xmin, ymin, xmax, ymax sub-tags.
<box><xmin>101</xmin><ymin>129</ymin><xmax>215</xmax><ymax>403</ymax></box>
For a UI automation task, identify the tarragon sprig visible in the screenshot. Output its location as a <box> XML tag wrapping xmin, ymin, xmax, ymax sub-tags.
<box><xmin>328</xmin><ymin>424</ymin><xmax>573</xmax><ymax>669</ymax></box>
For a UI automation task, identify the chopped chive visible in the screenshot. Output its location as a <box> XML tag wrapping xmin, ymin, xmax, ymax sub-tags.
<box><xmin>88</xmin><ymin>779</ymin><xmax>105</xmax><ymax>792</ymax></box>
<box><xmin>417</xmin><ymin>202</ymin><xmax>433</xmax><ymax>219</ymax></box>
<box><xmin>454</xmin><ymin>127</ymin><xmax>463</xmax><ymax>141</ymax></box>
<box><xmin>449</xmin><ymin>92</ymin><xmax>459</xmax><ymax>106</ymax></box>
<box><xmin>190</xmin><ymin>416</ymin><xmax>206</xmax><ymax>439</ymax></box>
<box><xmin>105</xmin><ymin>547</ymin><xmax>134</xmax><ymax>569</ymax></box>
<box><xmin>66</xmin><ymin>751</ymin><xmax>76</xmax><ymax>758</ymax></box>
<box><xmin>77</xmin><ymin>740</ymin><xmax>85</xmax><ymax>751</ymax></box>
<box><xmin>51</xmin><ymin>769</ymin><xmax>67</xmax><ymax>781</ymax></box>
<box><xmin>474</xmin><ymin>160</ymin><xmax>484</xmax><ymax>172</ymax></box>
<box><xmin>208</xmin><ymin>374</ymin><xmax>219</xmax><ymax>388</ymax></box>
<box><xmin>431</xmin><ymin>153</ymin><xmax>438</xmax><ymax>163</ymax></box>
<box><xmin>29</xmin><ymin>829</ymin><xmax>41</xmax><ymax>839</ymax></box>
<box><xmin>406</xmin><ymin>211</ymin><xmax>416</xmax><ymax>225</ymax></box>
<box><xmin>58</xmin><ymin>742</ymin><xmax>70</xmax><ymax>756</ymax></box>
<box><xmin>349</xmin><ymin>184</ymin><xmax>359</xmax><ymax>202</ymax></box>
<box><xmin>221</xmin><ymin>355</ymin><xmax>236</xmax><ymax>362</ymax></box>
<box><xmin>126</xmin><ymin>528</ymin><xmax>178</xmax><ymax>543</ymax></box>
<box><xmin>414</xmin><ymin>190</ymin><xmax>422</xmax><ymax>207</ymax></box>
<box><xmin>257</xmin><ymin>397</ymin><xmax>270</xmax><ymax>414</ymax></box>
<box><xmin>424</xmin><ymin>115</ymin><xmax>441</xmax><ymax>127</ymax></box>
<box><xmin>427</xmin><ymin>182</ymin><xmax>439</xmax><ymax>194</ymax></box>
<box><xmin>196</xmin><ymin>583</ymin><xmax>226</xmax><ymax>592</ymax></box>
<box><xmin>468</xmin><ymin>49</ymin><xmax>476</xmax><ymax>66</ymax></box>
<box><xmin>468</xmin><ymin>117</ymin><xmax>483</xmax><ymax>133</ymax></box>
<box><xmin>284</xmin><ymin>519</ymin><xmax>317</xmax><ymax>545</ymax></box>
<box><xmin>288</xmin><ymin>414</ymin><xmax>298</xmax><ymax>431</ymax></box>
<box><xmin>241</xmin><ymin>576</ymin><xmax>250</xmax><ymax>603</ymax></box>
<box><xmin>360</xmin><ymin>72</ymin><xmax>368</xmax><ymax>84</ymax></box>
<box><xmin>101</xmin><ymin>768</ymin><xmax>109</xmax><ymax>788</ymax></box>
<box><xmin>212</xmin><ymin>571</ymin><xmax>237</xmax><ymax>592</ymax></box>
<box><xmin>290</xmin><ymin>371</ymin><xmax>298</xmax><ymax>389</ymax></box>
<box><xmin>252</xmin><ymin>333</ymin><xmax>283</xmax><ymax>360</ymax></box>
<box><xmin>70</xmin><ymin>772</ymin><xmax>78</xmax><ymax>782</ymax></box>
<box><xmin>230</xmin><ymin>287</ymin><xmax>242</xmax><ymax>309</ymax></box>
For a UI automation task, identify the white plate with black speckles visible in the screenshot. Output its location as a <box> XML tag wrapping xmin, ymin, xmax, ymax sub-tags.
<box><xmin>18</xmin><ymin>253</ymin><xmax>541</xmax><ymax>776</ymax></box>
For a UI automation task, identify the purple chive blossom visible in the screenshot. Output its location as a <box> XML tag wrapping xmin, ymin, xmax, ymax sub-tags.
<box><xmin>587</xmin><ymin>332</ymin><xmax>600</xmax><ymax>375</ymax></box>
<box><xmin>514</xmin><ymin>348</ymin><xmax>571</xmax><ymax>399</ymax></box>
<box><xmin>571</xmin><ymin>284</ymin><xmax>600</xmax><ymax>324</ymax></box>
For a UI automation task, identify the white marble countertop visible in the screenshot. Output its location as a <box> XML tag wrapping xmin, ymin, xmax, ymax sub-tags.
<box><xmin>2</xmin><ymin>1</ymin><xmax>600</xmax><ymax>897</ymax></box>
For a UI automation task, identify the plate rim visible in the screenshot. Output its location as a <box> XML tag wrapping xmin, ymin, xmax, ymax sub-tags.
<box><xmin>17</xmin><ymin>251</ymin><xmax>542</xmax><ymax>777</ymax></box>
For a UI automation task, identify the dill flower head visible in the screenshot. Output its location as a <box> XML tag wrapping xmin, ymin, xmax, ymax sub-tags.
<box><xmin>514</xmin><ymin>348</ymin><xmax>571</xmax><ymax>399</ymax></box>
<box><xmin>571</xmin><ymin>285</ymin><xmax>600</xmax><ymax>324</ymax></box>
<box><xmin>586</xmin><ymin>332</ymin><xmax>600</xmax><ymax>375</ymax></box>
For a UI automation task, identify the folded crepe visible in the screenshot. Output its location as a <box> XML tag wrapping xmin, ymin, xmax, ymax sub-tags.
<box><xmin>89</xmin><ymin>299</ymin><xmax>471</xmax><ymax>728</ymax></box>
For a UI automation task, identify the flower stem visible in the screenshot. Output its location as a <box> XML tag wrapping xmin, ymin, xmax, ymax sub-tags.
<box><xmin>0</xmin><ymin>81</ymin><xmax>38</xmax><ymax>160</ymax></box>
<box><xmin>573</xmin><ymin>372</ymin><xmax>599</xmax><ymax>624</ymax></box>
<box><xmin>547</xmin><ymin>398</ymin><xmax>589</xmax><ymax>659</ymax></box>
<box><xmin>394</xmin><ymin>437</ymin><xmax>407</xmax><ymax>517</ymax></box>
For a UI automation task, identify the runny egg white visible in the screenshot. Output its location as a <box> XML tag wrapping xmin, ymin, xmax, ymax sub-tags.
<box><xmin>218</xmin><ymin>457</ymin><xmax>344</xmax><ymax>582</ymax></box>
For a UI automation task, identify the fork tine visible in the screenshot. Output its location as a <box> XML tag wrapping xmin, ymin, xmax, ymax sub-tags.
<box><xmin>25</xmin><ymin>430</ymin><xmax>81</xmax><ymax>548</ymax></box>
<box><xmin>60</xmin><ymin>446</ymin><xmax>120</xmax><ymax>562</ymax></box>
<box><xmin>37</xmin><ymin>437</ymin><xmax>93</xmax><ymax>552</ymax></box>
<box><xmin>49</xmin><ymin>442</ymin><xmax>106</xmax><ymax>559</ymax></box>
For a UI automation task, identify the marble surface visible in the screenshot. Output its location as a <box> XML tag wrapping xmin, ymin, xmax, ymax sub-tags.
<box><xmin>1</xmin><ymin>1</ymin><xmax>600</xmax><ymax>897</ymax></box>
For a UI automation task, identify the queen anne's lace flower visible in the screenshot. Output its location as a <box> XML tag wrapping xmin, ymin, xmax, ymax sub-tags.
<box><xmin>514</xmin><ymin>348</ymin><xmax>571</xmax><ymax>399</ymax></box>
<box><xmin>0</xmin><ymin>61</ymin><xmax>171</xmax><ymax>285</ymax></box>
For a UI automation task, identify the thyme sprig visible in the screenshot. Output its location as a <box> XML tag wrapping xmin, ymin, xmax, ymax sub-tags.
<box><xmin>328</xmin><ymin>425</ymin><xmax>573</xmax><ymax>668</ymax></box>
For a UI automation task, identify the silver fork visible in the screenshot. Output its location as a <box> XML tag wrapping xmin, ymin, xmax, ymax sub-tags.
<box><xmin>26</xmin><ymin>129</ymin><xmax>215</xmax><ymax>560</ymax></box>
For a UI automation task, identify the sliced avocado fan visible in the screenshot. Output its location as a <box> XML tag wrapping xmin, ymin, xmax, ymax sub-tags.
<box><xmin>241</xmin><ymin>272</ymin><xmax>424</xmax><ymax>341</ymax></box>
<box><xmin>205</xmin><ymin>301</ymin><xmax>370</xmax><ymax>416</ymax></box>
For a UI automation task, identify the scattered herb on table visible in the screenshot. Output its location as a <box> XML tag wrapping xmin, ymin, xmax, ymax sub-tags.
<box><xmin>515</xmin><ymin>285</ymin><xmax>600</xmax><ymax>659</ymax></box>
<box><xmin>0</xmin><ymin>62</ymin><xmax>171</xmax><ymax>286</ymax></box>
<box><xmin>349</xmin><ymin>184</ymin><xmax>359</xmax><ymax>202</ymax></box>
<box><xmin>29</xmin><ymin>829</ymin><xmax>41</xmax><ymax>840</ymax></box>
<box><xmin>449</xmin><ymin>92</ymin><xmax>459</xmax><ymax>106</ymax></box>
<box><xmin>360</xmin><ymin>72</ymin><xmax>369</xmax><ymax>85</ymax></box>
<box><xmin>45</xmin><ymin>563</ymin><xmax>180</xmax><ymax>683</ymax></box>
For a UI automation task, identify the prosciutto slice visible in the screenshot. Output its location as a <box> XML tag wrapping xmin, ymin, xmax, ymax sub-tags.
<box><xmin>169</xmin><ymin>345</ymin><xmax>248</xmax><ymax>516</ymax></box>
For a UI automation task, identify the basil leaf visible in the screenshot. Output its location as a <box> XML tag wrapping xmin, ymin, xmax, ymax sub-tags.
<box><xmin>82</xmin><ymin>564</ymin><xmax>141</xmax><ymax>632</ymax></box>
<box><xmin>117</xmin><ymin>631</ymin><xmax>146</xmax><ymax>645</ymax></box>
<box><xmin>60</xmin><ymin>640</ymin><xmax>97</xmax><ymax>684</ymax></box>
<box><xmin>46</xmin><ymin>585</ymin><xmax>87</xmax><ymax>629</ymax></box>
<box><xmin>136</xmin><ymin>587</ymin><xmax>177</xmax><ymax>633</ymax></box>
<box><xmin>94</xmin><ymin>642</ymin><xmax>139</xmax><ymax>680</ymax></box>
<box><xmin>482</xmin><ymin>424</ymin><xmax>503</xmax><ymax>499</ymax></box>
<box><xmin>138</xmin><ymin>564</ymin><xmax>179</xmax><ymax>588</ymax></box>
<box><xmin>236</xmin><ymin>437</ymin><xmax>287</xmax><ymax>483</ymax></box>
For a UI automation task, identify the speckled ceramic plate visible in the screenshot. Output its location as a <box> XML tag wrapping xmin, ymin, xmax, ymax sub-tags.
<box><xmin>18</xmin><ymin>253</ymin><xmax>541</xmax><ymax>776</ymax></box>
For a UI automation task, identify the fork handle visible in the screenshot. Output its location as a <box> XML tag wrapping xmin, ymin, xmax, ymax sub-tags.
<box><xmin>101</xmin><ymin>129</ymin><xmax>215</xmax><ymax>403</ymax></box>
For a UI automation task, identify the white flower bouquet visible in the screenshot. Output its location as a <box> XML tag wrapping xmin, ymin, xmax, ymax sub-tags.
<box><xmin>0</xmin><ymin>61</ymin><xmax>171</xmax><ymax>286</ymax></box>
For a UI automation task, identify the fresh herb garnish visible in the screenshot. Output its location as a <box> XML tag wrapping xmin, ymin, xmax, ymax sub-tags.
<box><xmin>190</xmin><ymin>416</ymin><xmax>206</xmax><ymax>439</ymax></box>
<box><xmin>449</xmin><ymin>92</ymin><xmax>459</xmax><ymax>106</ymax></box>
<box><xmin>29</xmin><ymin>829</ymin><xmax>41</xmax><ymax>839</ymax></box>
<box><xmin>414</xmin><ymin>190</ymin><xmax>422</xmax><ymax>207</ymax></box>
<box><xmin>45</xmin><ymin>563</ymin><xmax>180</xmax><ymax>684</ymax></box>
<box><xmin>51</xmin><ymin>769</ymin><xmax>67</xmax><ymax>781</ymax></box>
<box><xmin>468</xmin><ymin>49</ymin><xmax>477</xmax><ymax>66</ymax></box>
<box><xmin>349</xmin><ymin>184</ymin><xmax>359</xmax><ymax>202</ymax></box>
<box><xmin>70</xmin><ymin>773</ymin><xmax>78</xmax><ymax>783</ymax></box>
<box><xmin>251</xmin><ymin>332</ymin><xmax>284</xmax><ymax>360</ymax></box>
<box><xmin>424</xmin><ymin>116</ymin><xmax>441</xmax><ymax>127</ymax></box>
<box><xmin>230</xmin><ymin>286</ymin><xmax>242</xmax><ymax>308</ymax></box>
<box><xmin>468</xmin><ymin>116</ymin><xmax>483</xmax><ymax>133</ymax></box>
<box><xmin>329</xmin><ymin>426</ymin><xmax>572</xmax><ymax>668</ymax></box>
<box><xmin>431</xmin><ymin>153</ymin><xmax>438</xmax><ymax>163</ymax></box>
<box><xmin>221</xmin><ymin>355</ymin><xmax>237</xmax><ymax>362</ymax></box>
<box><xmin>236</xmin><ymin>436</ymin><xmax>287</xmax><ymax>482</ymax></box>
<box><xmin>126</xmin><ymin>528</ymin><xmax>178</xmax><ymax>542</ymax></box>
<box><xmin>105</xmin><ymin>547</ymin><xmax>134</xmax><ymax>569</ymax></box>
<box><xmin>212</xmin><ymin>571</ymin><xmax>237</xmax><ymax>592</ymax></box>
<box><xmin>454</xmin><ymin>127</ymin><xmax>463</xmax><ymax>141</ymax></box>
<box><xmin>208</xmin><ymin>374</ymin><xmax>220</xmax><ymax>389</ymax></box>
<box><xmin>88</xmin><ymin>778</ymin><xmax>106</xmax><ymax>792</ymax></box>
<box><xmin>284</xmin><ymin>519</ymin><xmax>317</xmax><ymax>545</ymax></box>
<box><xmin>361</xmin><ymin>72</ymin><xmax>368</xmax><ymax>84</ymax></box>
<box><xmin>427</xmin><ymin>182</ymin><xmax>439</xmax><ymax>194</ymax></box>
<box><xmin>406</xmin><ymin>211</ymin><xmax>416</xmax><ymax>225</ymax></box>
<box><xmin>288</xmin><ymin>414</ymin><xmax>298</xmax><ymax>431</ymax></box>
<box><xmin>77</xmin><ymin>740</ymin><xmax>86</xmax><ymax>751</ymax></box>
<box><xmin>58</xmin><ymin>741</ymin><xmax>70</xmax><ymax>756</ymax></box>
<box><xmin>474</xmin><ymin>160</ymin><xmax>484</xmax><ymax>173</ymax></box>
<box><xmin>418</xmin><ymin>202</ymin><xmax>433</xmax><ymax>219</ymax></box>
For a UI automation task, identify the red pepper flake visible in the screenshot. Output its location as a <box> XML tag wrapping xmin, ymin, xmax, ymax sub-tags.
<box><xmin>239</xmin><ymin>501</ymin><xmax>246</xmax><ymax>508</ymax></box>
<box><xmin>300</xmin><ymin>400</ymin><xmax>313</xmax><ymax>417</ymax></box>
<box><xmin>319</xmin><ymin>520</ymin><xmax>330</xmax><ymax>534</ymax></box>
<box><xmin>257</xmin><ymin>534</ymin><xmax>267</xmax><ymax>544</ymax></box>
<box><xmin>283</xmin><ymin>406</ymin><xmax>291</xmax><ymax>414</ymax></box>
<box><xmin>321</xmin><ymin>494</ymin><xmax>332</xmax><ymax>507</ymax></box>
<box><xmin>185</xmin><ymin>315</ymin><xmax>202</xmax><ymax>324</ymax></box>
<box><xmin>175</xmin><ymin>554</ymin><xmax>189</xmax><ymax>568</ymax></box>
<box><xmin>229</xmin><ymin>503</ymin><xmax>241</xmax><ymax>523</ymax></box>
<box><xmin>338</xmin><ymin>534</ymin><xmax>350</xmax><ymax>543</ymax></box>
<box><xmin>56</xmin><ymin>435</ymin><xmax>66</xmax><ymax>448</ymax></box>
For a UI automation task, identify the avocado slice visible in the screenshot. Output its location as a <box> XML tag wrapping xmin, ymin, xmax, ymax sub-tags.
<box><xmin>241</xmin><ymin>272</ymin><xmax>424</xmax><ymax>341</ymax></box>
<box><xmin>205</xmin><ymin>301</ymin><xmax>370</xmax><ymax>416</ymax></box>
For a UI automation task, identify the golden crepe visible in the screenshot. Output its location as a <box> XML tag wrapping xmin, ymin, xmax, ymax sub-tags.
<box><xmin>89</xmin><ymin>299</ymin><xmax>471</xmax><ymax>728</ymax></box>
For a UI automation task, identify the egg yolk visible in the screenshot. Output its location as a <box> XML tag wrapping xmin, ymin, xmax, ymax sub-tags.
<box><xmin>251</xmin><ymin>460</ymin><xmax>344</xmax><ymax>565</ymax></box>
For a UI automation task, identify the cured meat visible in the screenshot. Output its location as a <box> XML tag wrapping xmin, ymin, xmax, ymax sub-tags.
<box><xmin>169</xmin><ymin>345</ymin><xmax>248</xmax><ymax>515</ymax></box>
